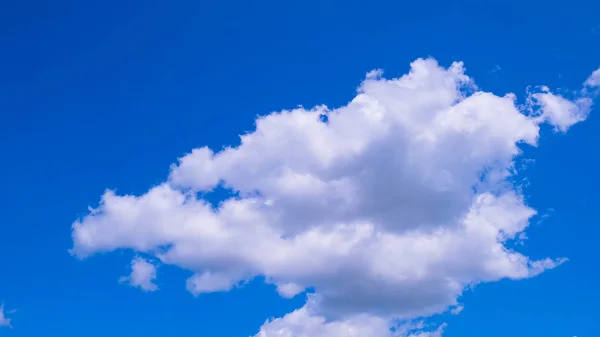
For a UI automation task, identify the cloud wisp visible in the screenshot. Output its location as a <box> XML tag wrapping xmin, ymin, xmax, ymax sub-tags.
<box><xmin>0</xmin><ymin>304</ymin><xmax>15</xmax><ymax>328</ymax></box>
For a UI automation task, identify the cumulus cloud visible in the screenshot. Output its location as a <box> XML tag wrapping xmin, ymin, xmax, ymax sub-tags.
<box><xmin>254</xmin><ymin>305</ymin><xmax>446</xmax><ymax>337</ymax></box>
<box><xmin>528</xmin><ymin>66</ymin><xmax>600</xmax><ymax>132</ymax></box>
<box><xmin>530</xmin><ymin>90</ymin><xmax>591</xmax><ymax>132</ymax></box>
<box><xmin>70</xmin><ymin>58</ymin><xmax>598</xmax><ymax>336</ymax></box>
<box><xmin>254</xmin><ymin>306</ymin><xmax>393</xmax><ymax>337</ymax></box>
<box><xmin>119</xmin><ymin>257</ymin><xmax>159</xmax><ymax>292</ymax></box>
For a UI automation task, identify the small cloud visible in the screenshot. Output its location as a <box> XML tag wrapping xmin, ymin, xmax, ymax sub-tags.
<box><xmin>527</xmin><ymin>67</ymin><xmax>600</xmax><ymax>133</ymax></box>
<box><xmin>536</xmin><ymin>208</ymin><xmax>555</xmax><ymax>226</ymax></box>
<box><xmin>584</xmin><ymin>67</ymin><xmax>600</xmax><ymax>87</ymax></box>
<box><xmin>365</xmin><ymin>69</ymin><xmax>384</xmax><ymax>79</ymax></box>
<box><xmin>450</xmin><ymin>304</ymin><xmax>464</xmax><ymax>315</ymax></box>
<box><xmin>119</xmin><ymin>257</ymin><xmax>159</xmax><ymax>292</ymax></box>
<box><xmin>0</xmin><ymin>304</ymin><xmax>15</xmax><ymax>328</ymax></box>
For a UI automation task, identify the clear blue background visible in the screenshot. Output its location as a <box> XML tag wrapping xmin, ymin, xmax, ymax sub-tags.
<box><xmin>0</xmin><ymin>0</ymin><xmax>599</xmax><ymax>336</ymax></box>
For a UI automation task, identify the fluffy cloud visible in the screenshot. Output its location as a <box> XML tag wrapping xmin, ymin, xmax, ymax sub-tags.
<box><xmin>70</xmin><ymin>58</ymin><xmax>599</xmax><ymax>336</ymax></box>
<box><xmin>531</xmin><ymin>89</ymin><xmax>591</xmax><ymax>132</ymax></box>
<box><xmin>254</xmin><ymin>306</ymin><xmax>393</xmax><ymax>337</ymax></box>
<box><xmin>529</xmin><ymin>68</ymin><xmax>598</xmax><ymax>133</ymax></box>
<box><xmin>119</xmin><ymin>257</ymin><xmax>159</xmax><ymax>292</ymax></box>
<box><xmin>253</xmin><ymin>305</ymin><xmax>446</xmax><ymax>337</ymax></box>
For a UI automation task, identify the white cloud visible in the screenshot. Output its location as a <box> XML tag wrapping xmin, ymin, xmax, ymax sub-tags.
<box><xmin>119</xmin><ymin>257</ymin><xmax>159</xmax><ymax>292</ymax></box>
<box><xmin>0</xmin><ymin>304</ymin><xmax>14</xmax><ymax>328</ymax></box>
<box><xmin>530</xmin><ymin>90</ymin><xmax>592</xmax><ymax>132</ymax></box>
<box><xmin>525</xmin><ymin>66</ymin><xmax>600</xmax><ymax>133</ymax></box>
<box><xmin>254</xmin><ymin>305</ymin><xmax>447</xmax><ymax>337</ymax></box>
<box><xmin>70</xmin><ymin>58</ymin><xmax>598</xmax><ymax>336</ymax></box>
<box><xmin>254</xmin><ymin>306</ymin><xmax>393</xmax><ymax>337</ymax></box>
<box><xmin>449</xmin><ymin>305</ymin><xmax>463</xmax><ymax>315</ymax></box>
<box><xmin>585</xmin><ymin>67</ymin><xmax>600</xmax><ymax>87</ymax></box>
<box><xmin>405</xmin><ymin>323</ymin><xmax>446</xmax><ymax>337</ymax></box>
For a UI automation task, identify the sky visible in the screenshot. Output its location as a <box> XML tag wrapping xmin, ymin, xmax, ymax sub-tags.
<box><xmin>1</xmin><ymin>0</ymin><xmax>600</xmax><ymax>336</ymax></box>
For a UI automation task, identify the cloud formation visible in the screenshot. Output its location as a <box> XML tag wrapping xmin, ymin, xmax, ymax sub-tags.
<box><xmin>585</xmin><ymin>67</ymin><xmax>600</xmax><ymax>87</ymax></box>
<box><xmin>0</xmin><ymin>304</ymin><xmax>14</xmax><ymax>328</ymax></box>
<box><xmin>71</xmin><ymin>58</ymin><xmax>599</xmax><ymax>336</ymax></box>
<box><xmin>119</xmin><ymin>257</ymin><xmax>159</xmax><ymax>292</ymax></box>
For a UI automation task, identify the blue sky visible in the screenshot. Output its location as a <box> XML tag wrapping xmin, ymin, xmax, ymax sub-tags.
<box><xmin>1</xmin><ymin>1</ymin><xmax>599</xmax><ymax>336</ymax></box>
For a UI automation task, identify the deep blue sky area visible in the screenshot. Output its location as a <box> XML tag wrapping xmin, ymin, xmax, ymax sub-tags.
<box><xmin>0</xmin><ymin>1</ymin><xmax>599</xmax><ymax>336</ymax></box>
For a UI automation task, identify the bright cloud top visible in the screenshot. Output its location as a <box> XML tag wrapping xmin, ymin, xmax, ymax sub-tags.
<box><xmin>70</xmin><ymin>58</ymin><xmax>599</xmax><ymax>336</ymax></box>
